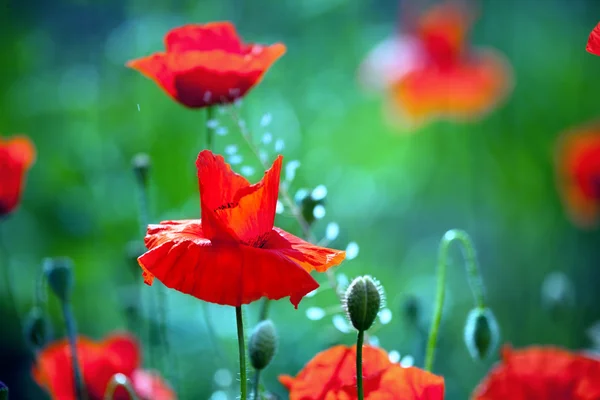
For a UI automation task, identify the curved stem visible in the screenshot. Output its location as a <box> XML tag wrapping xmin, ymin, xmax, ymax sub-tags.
<box><xmin>257</xmin><ymin>298</ymin><xmax>270</xmax><ymax>322</ymax></box>
<box><xmin>61</xmin><ymin>302</ymin><xmax>88</xmax><ymax>400</ymax></box>
<box><xmin>424</xmin><ymin>229</ymin><xmax>486</xmax><ymax>372</ymax></box>
<box><xmin>252</xmin><ymin>370</ymin><xmax>261</xmax><ymax>400</ymax></box>
<box><xmin>206</xmin><ymin>106</ymin><xmax>215</xmax><ymax>151</ymax></box>
<box><xmin>356</xmin><ymin>330</ymin><xmax>364</xmax><ymax>400</ymax></box>
<box><xmin>103</xmin><ymin>373</ymin><xmax>139</xmax><ymax>400</ymax></box>
<box><xmin>236</xmin><ymin>306</ymin><xmax>247</xmax><ymax>400</ymax></box>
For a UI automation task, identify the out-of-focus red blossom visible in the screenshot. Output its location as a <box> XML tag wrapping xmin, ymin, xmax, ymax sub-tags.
<box><xmin>359</xmin><ymin>1</ymin><xmax>513</xmax><ymax>130</ymax></box>
<box><xmin>279</xmin><ymin>345</ymin><xmax>445</xmax><ymax>400</ymax></box>
<box><xmin>587</xmin><ymin>22</ymin><xmax>600</xmax><ymax>56</ymax></box>
<box><xmin>472</xmin><ymin>345</ymin><xmax>600</xmax><ymax>400</ymax></box>
<box><xmin>137</xmin><ymin>150</ymin><xmax>345</xmax><ymax>308</ymax></box>
<box><xmin>555</xmin><ymin>122</ymin><xmax>600</xmax><ymax>229</ymax></box>
<box><xmin>0</xmin><ymin>135</ymin><xmax>35</xmax><ymax>217</ymax></box>
<box><xmin>126</xmin><ymin>22</ymin><xmax>286</xmax><ymax>108</ymax></box>
<box><xmin>32</xmin><ymin>333</ymin><xmax>175</xmax><ymax>400</ymax></box>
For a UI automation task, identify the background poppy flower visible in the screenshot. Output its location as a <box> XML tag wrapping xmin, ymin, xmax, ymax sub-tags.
<box><xmin>359</xmin><ymin>1</ymin><xmax>513</xmax><ymax>130</ymax></box>
<box><xmin>587</xmin><ymin>22</ymin><xmax>600</xmax><ymax>55</ymax></box>
<box><xmin>472</xmin><ymin>345</ymin><xmax>600</xmax><ymax>400</ymax></box>
<box><xmin>126</xmin><ymin>21</ymin><xmax>286</xmax><ymax>108</ymax></box>
<box><xmin>555</xmin><ymin>122</ymin><xmax>600</xmax><ymax>229</ymax></box>
<box><xmin>32</xmin><ymin>332</ymin><xmax>175</xmax><ymax>400</ymax></box>
<box><xmin>0</xmin><ymin>135</ymin><xmax>35</xmax><ymax>217</ymax></box>
<box><xmin>279</xmin><ymin>345</ymin><xmax>445</xmax><ymax>400</ymax></box>
<box><xmin>138</xmin><ymin>150</ymin><xmax>345</xmax><ymax>308</ymax></box>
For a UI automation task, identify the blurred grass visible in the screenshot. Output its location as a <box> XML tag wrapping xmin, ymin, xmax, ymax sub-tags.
<box><xmin>2</xmin><ymin>0</ymin><xmax>600</xmax><ymax>398</ymax></box>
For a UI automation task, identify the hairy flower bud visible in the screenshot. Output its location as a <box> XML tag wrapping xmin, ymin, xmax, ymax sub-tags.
<box><xmin>249</xmin><ymin>320</ymin><xmax>278</xmax><ymax>370</ymax></box>
<box><xmin>23</xmin><ymin>307</ymin><xmax>51</xmax><ymax>350</ymax></box>
<box><xmin>131</xmin><ymin>153</ymin><xmax>151</xmax><ymax>187</ymax></box>
<box><xmin>0</xmin><ymin>381</ymin><xmax>8</xmax><ymax>400</ymax></box>
<box><xmin>464</xmin><ymin>307</ymin><xmax>500</xmax><ymax>361</ymax></box>
<box><xmin>43</xmin><ymin>257</ymin><xmax>74</xmax><ymax>303</ymax></box>
<box><xmin>343</xmin><ymin>276</ymin><xmax>384</xmax><ymax>332</ymax></box>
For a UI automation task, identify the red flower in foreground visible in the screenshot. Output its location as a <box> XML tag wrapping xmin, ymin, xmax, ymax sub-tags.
<box><xmin>0</xmin><ymin>135</ymin><xmax>35</xmax><ymax>217</ymax></box>
<box><xmin>472</xmin><ymin>345</ymin><xmax>600</xmax><ymax>400</ymax></box>
<box><xmin>138</xmin><ymin>150</ymin><xmax>345</xmax><ymax>307</ymax></box>
<box><xmin>126</xmin><ymin>22</ymin><xmax>286</xmax><ymax>108</ymax></box>
<box><xmin>32</xmin><ymin>333</ymin><xmax>175</xmax><ymax>400</ymax></box>
<box><xmin>555</xmin><ymin>122</ymin><xmax>600</xmax><ymax>229</ymax></box>
<box><xmin>279</xmin><ymin>345</ymin><xmax>445</xmax><ymax>400</ymax></box>
<box><xmin>587</xmin><ymin>22</ymin><xmax>600</xmax><ymax>56</ymax></box>
<box><xmin>359</xmin><ymin>1</ymin><xmax>512</xmax><ymax>129</ymax></box>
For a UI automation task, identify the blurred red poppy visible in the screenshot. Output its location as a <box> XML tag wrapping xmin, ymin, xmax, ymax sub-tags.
<box><xmin>32</xmin><ymin>332</ymin><xmax>175</xmax><ymax>400</ymax></box>
<box><xmin>138</xmin><ymin>150</ymin><xmax>345</xmax><ymax>308</ymax></box>
<box><xmin>472</xmin><ymin>345</ymin><xmax>600</xmax><ymax>400</ymax></box>
<box><xmin>587</xmin><ymin>22</ymin><xmax>600</xmax><ymax>56</ymax></box>
<box><xmin>279</xmin><ymin>345</ymin><xmax>445</xmax><ymax>400</ymax></box>
<box><xmin>359</xmin><ymin>1</ymin><xmax>513</xmax><ymax>130</ymax></box>
<box><xmin>126</xmin><ymin>22</ymin><xmax>286</xmax><ymax>108</ymax></box>
<box><xmin>555</xmin><ymin>122</ymin><xmax>600</xmax><ymax>229</ymax></box>
<box><xmin>0</xmin><ymin>135</ymin><xmax>35</xmax><ymax>217</ymax></box>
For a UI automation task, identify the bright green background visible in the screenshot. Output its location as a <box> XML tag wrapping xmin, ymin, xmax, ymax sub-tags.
<box><xmin>2</xmin><ymin>0</ymin><xmax>600</xmax><ymax>398</ymax></box>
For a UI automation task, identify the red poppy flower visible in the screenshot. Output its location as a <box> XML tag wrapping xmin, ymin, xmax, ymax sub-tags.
<box><xmin>138</xmin><ymin>150</ymin><xmax>345</xmax><ymax>308</ymax></box>
<box><xmin>279</xmin><ymin>345</ymin><xmax>445</xmax><ymax>400</ymax></box>
<box><xmin>359</xmin><ymin>1</ymin><xmax>513</xmax><ymax>130</ymax></box>
<box><xmin>126</xmin><ymin>22</ymin><xmax>286</xmax><ymax>108</ymax></box>
<box><xmin>32</xmin><ymin>332</ymin><xmax>175</xmax><ymax>400</ymax></box>
<box><xmin>555</xmin><ymin>121</ymin><xmax>600</xmax><ymax>229</ymax></box>
<box><xmin>0</xmin><ymin>135</ymin><xmax>35</xmax><ymax>217</ymax></box>
<box><xmin>472</xmin><ymin>345</ymin><xmax>600</xmax><ymax>400</ymax></box>
<box><xmin>587</xmin><ymin>22</ymin><xmax>600</xmax><ymax>56</ymax></box>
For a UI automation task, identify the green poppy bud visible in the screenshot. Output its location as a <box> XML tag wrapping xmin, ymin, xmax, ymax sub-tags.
<box><xmin>249</xmin><ymin>320</ymin><xmax>278</xmax><ymax>370</ymax></box>
<box><xmin>23</xmin><ymin>307</ymin><xmax>51</xmax><ymax>350</ymax></box>
<box><xmin>343</xmin><ymin>276</ymin><xmax>384</xmax><ymax>332</ymax></box>
<box><xmin>43</xmin><ymin>257</ymin><xmax>74</xmax><ymax>303</ymax></box>
<box><xmin>464</xmin><ymin>307</ymin><xmax>500</xmax><ymax>361</ymax></box>
<box><xmin>0</xmin><ymin>381</ymin><xmax>7</xmax><ymax>400</ymax></box>
<box><xmin>131</xmin><ymin>153</ymin><xmax>151</xmax><ymax>187</ymax></box>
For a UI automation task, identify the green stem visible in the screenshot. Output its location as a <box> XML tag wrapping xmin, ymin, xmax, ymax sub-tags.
<box><xmin>206</xmin><ymin>106</ymin><xmax>215</xmax><ymax>151</ymax></box>
<box><xmin>61</xmin><ymin>302</ymin><xmax>88</xmax><ymax>400</ymax></box>
<box><xmin>103</xmin><ymin>373</ymin><xmax>139</xmax><ymax>400</ymax></box>
<box><xmin>424</xmin><ymin>229</ymin><xmax>486</xmax><ymax>372</ymax></box>
<box><xmin>356</xmin><ymin>330</ymin><xmax>364</xmax><ymax>400</ymax></box>
<box><xmin>257</xmin><ymin>298</ymin><xmax>270</xmax><ymax>322</ymax></box>
<box><xmin>236</xmin><ymin>306</ymin><xmax>247</xmax><ymax>400</ymax></box>
<box><xmin>0</xmin><ymin>228</ymin><xmax>21</xmax><ymax>333</ymax></box>
<box><xmin>252</xmin><ymin>370</ymin><xmax>261</xmax><ymax>400</ymax></box>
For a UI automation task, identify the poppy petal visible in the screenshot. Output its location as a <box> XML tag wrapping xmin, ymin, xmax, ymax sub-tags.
<box><xmin>587</xmin><ymin>22</ymin><xmax>600</xmax><ymax>56</ymax></box>
<box><xmin>131</xmin><ymin>369</ymin><xmax>177</xmax><ymax>400</ymax></box>
<box><xmin>126</xmin><ymin>53</ymin><xmax>178</xmax><ymax>103</ymax></box>
<box><xmin>4</xmin><ymin>135</ymin><xmax>36</xmax><ymax>168</ymax></box>
<box><xmin>164</xmin><ymin>22</ymin><xmax>244</xmax><ymax>54</ymax></box>
<box><xmin>102</xmin><ymin>333</ymin><xmax>141</xmax><ymax>376</ymax></box>
<box><xmin>0</xmin><ymin>135</ymin><xmax>35</xmax><ymax>215</ymax></box>
<box><xmin>389</xmin><ymin>49</ymin><xmax>513</xmax><ymax>128</ymax></box>
<box><xmin>197</xmin><ymin>151</ymin><xmax>282</xmax><ymax>245</ymax></box>
<box><xmin>265</xmin><ymin>227</ymin><xmax>346</xmax><ymax>273</ymax></box>
<box><xmin>376</xmin><ymin>365</ymin><xmax>445</xmax><ymax>399</ymax></box>
<box><xmin>138</xmin><ymin>220</ymin><xmax>319</xmax><ymax>307</ymax></box>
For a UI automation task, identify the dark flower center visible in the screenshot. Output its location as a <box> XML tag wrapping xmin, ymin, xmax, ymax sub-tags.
<box><xmin>215</xmin><ymin>202</ymin><xmax>237</xmax><ymax>211</ymax></box>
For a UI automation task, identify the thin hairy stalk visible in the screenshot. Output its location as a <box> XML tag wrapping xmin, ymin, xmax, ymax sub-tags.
<box><xmin>236</xmin><ymin>306</ymin><xmax>248</xmax><ymax>400</ymax></box>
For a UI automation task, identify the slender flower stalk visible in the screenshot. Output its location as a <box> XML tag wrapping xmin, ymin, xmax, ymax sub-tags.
<box><xmin>236</xmin><ymin>306</ymin><xmax>248</xmax><ymax>400</ymax></box>
<box><xmin>356</xmin><ymin>330</ymin><xmax>365</xmax><ymax>400</ymax></box>
<box><xmin>257</xmin><ymin>298</ymin><xmax>271</xmax><ymax>322</ymax></box>
<box><xmin>0</xmin><ymin>227</ymin><xmax>21</xmax><ymax>333</ymax></box>
<box><xmin>424</xmin><ymin>229</ymin><xmax>487</xmax><ymax>372</ymax></box>
<box><xmin>62</xmin><ymin>302</ymin><xmax>88</xmax><ymax>400</ymax></box>
<box><xmin>206</xmin><ymin>106</ymin><xmax>215</xmax><ymax>151</ymax></box>
<box><xmin>103</xmin><ymin>373</ymin><xmax>139</xmax><ymax>400</ymax></box>
<box><xmin>252</xmin><ymin>371</ymin><xmax>261</xmax><ymax>400</ymax></box>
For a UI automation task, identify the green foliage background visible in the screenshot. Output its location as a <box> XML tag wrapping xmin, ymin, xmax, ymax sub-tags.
<box><xmin>2</xmin><ymin>0</ymin><xmax>600</xmax><ymax>398</ymax></box>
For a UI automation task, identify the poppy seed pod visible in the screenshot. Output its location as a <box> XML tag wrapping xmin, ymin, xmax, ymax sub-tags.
<box><xmin>0</xmin><ymin>381</ymin><xmax>7</xmax><ymax>400</ymax></box>
<box><xmin>343</xmin><ymin>276</ymin><xmax>384</xmax><ymax>332</ymax></box>
<box><xmin>464</xmin><ymin>307</ymin><xmax>500</xmax><ymax>361</ymax></box>
<box><xmin>249</xmin><ymin>320</ymin><xmax>278</xmax><ymax>370</ymax></box>
<box><xmin>43</xmin><ymin>257</ymin><xmax>74</xmax><ymax>303</ymax></box>
<box><xmin>23</xmin><ymin>307</ymin><xmax>51</xmax><ymax>351</ymax></box>
<box><xmin>131</xmin><ymin>153</ymin><xmax>151</xmax><ymax>187</ymax></box>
